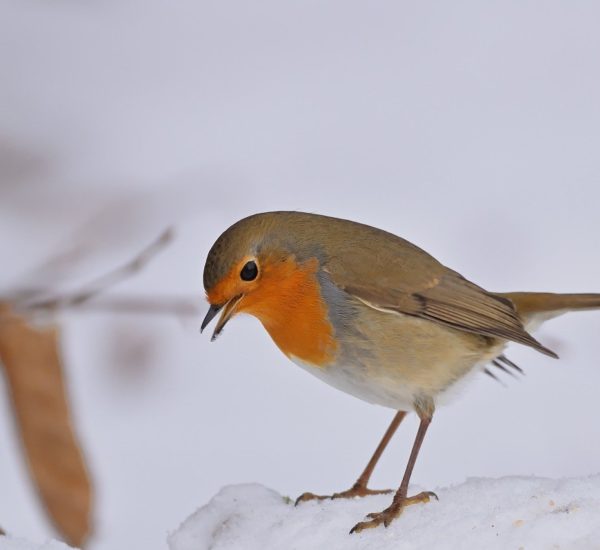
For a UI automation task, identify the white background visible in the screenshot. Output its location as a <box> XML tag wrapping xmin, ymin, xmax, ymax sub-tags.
<box><xmin>1</xmin><ymin>2</ymin><xmax>599</xmax><ymax>549</ymax></box>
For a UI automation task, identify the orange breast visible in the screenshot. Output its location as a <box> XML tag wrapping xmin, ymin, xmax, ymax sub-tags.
<box><xmin>238</xmin><ymin>257</ymin><xmax>338</xmax><ymax>367</ymax></box>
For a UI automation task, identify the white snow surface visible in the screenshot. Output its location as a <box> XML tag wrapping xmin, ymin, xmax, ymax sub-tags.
<box><xmin>0</xmin><ymin>537</ymin><xmax>73</xmax><ymax>550</ymax></box>
<box><xmin>169</xmin><ymin>477</ymin><xmax>600</xmax><ymax>550</ymax></box>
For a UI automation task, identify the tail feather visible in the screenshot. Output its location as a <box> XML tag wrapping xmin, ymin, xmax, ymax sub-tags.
<box><xmin>498</xmin><ymin>292</ymin><xmax>600</xmax><ymax>331</ymax></box>
<box><xmin>501</xmin><ymin>292</ymin><xmax>600</xmax><ymax>314</ymax></box>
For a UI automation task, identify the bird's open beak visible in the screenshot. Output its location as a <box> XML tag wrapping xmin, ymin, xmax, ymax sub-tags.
<box><xmin>201</xmin><ymin>294</ymin><xmax>244</xmax><ymax>341</ymax></box>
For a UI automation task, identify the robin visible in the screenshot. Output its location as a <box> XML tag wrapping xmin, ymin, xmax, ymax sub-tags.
<box><xmin>201</xmin><ymin>211</ymin><xmax>600</xmax><ymax>534</ymax></box>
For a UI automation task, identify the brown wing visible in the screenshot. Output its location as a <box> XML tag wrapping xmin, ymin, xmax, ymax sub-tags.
<box><xmin>323</xmin><ymin>228</ymin><xmax>557</xmax><ymax>358</ymax></box>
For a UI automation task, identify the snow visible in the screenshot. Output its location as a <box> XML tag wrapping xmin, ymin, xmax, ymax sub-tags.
<box><xmin>3</xmin><ymin>475</ymin><xmax>600</xmax><ymax>549</ymax></box>
<box><xmin>169</xmin><ymin>477</ymin><xmax>600</xmax><ymax>550</ymax></box>
<box><xmin>0</xmin><ymin>537</ymin><xmax>73</xmax><ymax>550</ymax></box>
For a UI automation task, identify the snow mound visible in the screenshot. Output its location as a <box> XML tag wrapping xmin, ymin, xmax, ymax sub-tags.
<box><xmin>169</xmin><ymin>476</ymin><xmax>600</xmax><ymax>550</ymax></box>
<box><xmin>0</xmin><ymin>537</ymin><xmax>74</xmax><ymax>550</ymax></box>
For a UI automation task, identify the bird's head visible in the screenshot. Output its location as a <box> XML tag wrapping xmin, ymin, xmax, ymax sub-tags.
<box><xmin>201</xmin><ymin>212</ymin><xmax>325</xmax><ymax>342</ymax></box>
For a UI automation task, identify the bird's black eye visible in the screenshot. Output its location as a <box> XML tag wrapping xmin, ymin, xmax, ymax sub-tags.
<box><xmin>240</xmin><ymin>260</ymin><xmax>258</xmax><ymax>281</ymax></box>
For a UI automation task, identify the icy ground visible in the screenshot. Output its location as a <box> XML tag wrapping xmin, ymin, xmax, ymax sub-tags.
<box><xmin>169</xmin><ymin>476</ymin><xmax>600</xmax><ymax>550</ymax></box>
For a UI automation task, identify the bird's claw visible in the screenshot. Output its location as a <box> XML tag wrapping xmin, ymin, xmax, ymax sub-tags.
<box><xmin>332</xmin><ymin>486</ymin><xmax>394</xmax><ymax>499</ymax></box>
<box><xmin>295</xmin><ymin>485</ymin><xmax>393</xmax><ymax>506</ymax></box>
<box><xmin>294</xmin><ymin>492</ymin><xmax>328</xmax><ymax>506</ymax></box>
<box><xmin>350</xmin><ymin>491</ymin><xmax>438</xmax><ymax>534</ymax></box>
<box><xmin>350</xmin><ymin>509</ymin><xmax>397</xmax><ymax>533</ymax></box>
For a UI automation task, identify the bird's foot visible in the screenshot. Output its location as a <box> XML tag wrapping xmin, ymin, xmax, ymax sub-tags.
<box><xmin>350</xmin><ymin>490</ymin><xmax>438</xmax><ymax>534</ymax></box>
<box><xmin>295</xmin><ymin>483</ymin><xmax>393</xmax><ymax>505</ymax></box>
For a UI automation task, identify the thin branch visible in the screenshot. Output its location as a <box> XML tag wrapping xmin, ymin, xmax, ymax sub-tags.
<box><xmin>38</xmin><ymin>294</ymin><xmax>203</xmax><ymax>317</ymax></box>
<box><xmin>1</xmin><ymin>295</ymin><xmax>203</xmax><ymax>320</ymax></box>
<box><xmin>20</xmin><ymin>228</ymin><xmax>174</xmax><ymax>312</ymax></box>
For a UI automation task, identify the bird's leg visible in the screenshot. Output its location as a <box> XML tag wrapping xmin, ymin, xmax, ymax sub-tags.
<box><xmin>295</xmin><ymin>410</ymin><xmax>407</xmax><ymax>505</ymax></box>
<box><xmin>331</xmin><ymin>410</ymin><xmax>408</xmax><ymax>499</ymax></box>
<box><xmin>350</xmin><ymin>411</ymin><xmax>436</xmax><ymax>534</ymax></box>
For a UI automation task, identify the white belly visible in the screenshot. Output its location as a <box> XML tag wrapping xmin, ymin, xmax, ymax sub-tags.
<box><xmin>288</xmin><ymin>352</ymin><xmax>498</xmax><ymax>412</ymax></box>
<box><xmin>289</xmin><ymin>355</ymin><xmax>419</xmax><ymax>411</ymax></box>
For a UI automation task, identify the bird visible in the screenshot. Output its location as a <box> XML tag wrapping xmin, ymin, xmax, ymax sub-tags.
<box><xmin>200</xmin><ymin>211</ymin><xmax>600</xmax><ymax>534</ymax></box>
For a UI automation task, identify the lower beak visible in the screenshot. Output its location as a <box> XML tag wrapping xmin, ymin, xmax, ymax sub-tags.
<box><xmin>202</xmin><ymin>294</ymin><xmax>244</xmax><ymax>341</ymax></box>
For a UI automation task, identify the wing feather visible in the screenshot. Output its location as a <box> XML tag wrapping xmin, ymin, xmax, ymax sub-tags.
<box><xmin>325</xmin><ymin>238</ymin><xmax>557</xmax><ymax>358</ymax></box>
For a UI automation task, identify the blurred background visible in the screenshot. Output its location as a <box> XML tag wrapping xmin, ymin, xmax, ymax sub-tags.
<box><xmin>1</xmin><ymin>1</ymin><xmax>599</xmax><ymax>548</ymax></box>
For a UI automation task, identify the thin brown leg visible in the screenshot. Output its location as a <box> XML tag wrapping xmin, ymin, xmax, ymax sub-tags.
<box><xmin>350</xmin><ymin>414</ymin><xmax>437</xmax><ymax>534</ymax></box>
<box><xmin>295</xmin><ymin>411</ymin><xmax>407</xmax><ymax>505</ymax></box>
<box><xmin>352</xmin><ymin>410</ymin><xmax>407</xmax><ymax>490</ymax></box>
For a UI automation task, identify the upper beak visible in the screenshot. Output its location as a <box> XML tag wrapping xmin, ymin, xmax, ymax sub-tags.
<box><xmin>200</xmin><ymin>303</ymin><xmax>222</xmax><ymax>332</ymax></box>
<box><xmin>201</xmin><ymin>295</ymin><xmax>244</xmax><ymax>341</ymax></box>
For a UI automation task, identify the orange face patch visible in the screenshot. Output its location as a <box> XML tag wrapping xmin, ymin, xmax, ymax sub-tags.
<box><xmin>206</xmin><ymin>255</ymin><xmax>338</xmax><ymax>367</ymax></box>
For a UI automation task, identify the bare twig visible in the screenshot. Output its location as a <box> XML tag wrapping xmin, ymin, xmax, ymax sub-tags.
<box><xmin>0</xmin><ymin>227</ymin><xmax>207</xmax><ymax>321</ymax></box>
<box><xmin>35</xmin><ymin>294</ymin><xmax>203</xmax><ymax>317</ymax></box>
<box><xmin>19</xmin><ymin>228</ymin><xmax>174</xmax><ymax>312</ymax></box>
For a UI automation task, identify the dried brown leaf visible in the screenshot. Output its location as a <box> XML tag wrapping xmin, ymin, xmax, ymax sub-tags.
<box><xmin>0</xmin><ymin>304</ymin><xmax>92</xmax><ymax>547</ymax></box>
